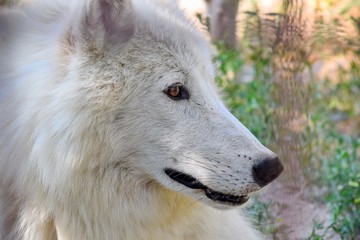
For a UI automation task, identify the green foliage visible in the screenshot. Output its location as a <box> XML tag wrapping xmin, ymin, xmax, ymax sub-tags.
<box><xmin>245</xmin><ymin>197</ymin><xmax>278</xmax><ymax>235</ymax></box>
<box><xmin>208</xmin><ymin>2</ymin><xmax>359</xmax><ymax>238</ymax></box>
<box><xmin>308</xmin><ymin>136</ymin><xmax>360</xmax><ymax>240</ymax></box>
<box><xmin>214</xmin><ymin>43</ymin><xmax>275</xmax><ymax>145</ymax></box>
<box><xmin>213</xmin><ymin>33</ymin><xmax>360</xmax><ymax>240</ymax></box>
<box><xmin>325</xmin><ymin>138</ymin><xmax>360</xmax><ymax>238</ymax></box>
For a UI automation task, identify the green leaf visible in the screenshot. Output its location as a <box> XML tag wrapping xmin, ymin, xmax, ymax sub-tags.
<box><xmin>348</xmin><ymin>181</ymin><xmax>359</xmax><ymax>188</ymax></box>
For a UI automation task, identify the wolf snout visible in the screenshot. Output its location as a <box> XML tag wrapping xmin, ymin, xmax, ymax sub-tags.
<box><xmin>252</xmin><ymin>156</ymin><xmax>283</xmax><ymax>187</ymax></box>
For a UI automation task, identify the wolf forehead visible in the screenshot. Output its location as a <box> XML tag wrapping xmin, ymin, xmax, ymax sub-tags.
<box><xmin>71</xmin><ymin>0</ymin><xmax>214</xmax><ymax>77</ymax></box>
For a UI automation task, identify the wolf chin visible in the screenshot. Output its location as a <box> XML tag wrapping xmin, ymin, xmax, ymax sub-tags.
<box><xmin>0</xmin><ymin>0</ymin><xmax>283</xmax><ymax>239</ymax></box>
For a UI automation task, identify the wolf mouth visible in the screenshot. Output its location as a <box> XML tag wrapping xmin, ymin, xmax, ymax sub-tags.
<box><xmin>164</xmin><ymin>168</ymin><xmax>249</xmax><ymax>205</ymax></box>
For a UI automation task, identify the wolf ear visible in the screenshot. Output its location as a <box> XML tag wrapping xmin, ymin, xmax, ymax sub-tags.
<box><xmin>73</xmin><ymin>0</ymin><xmax>134</xmax><ymax>48</ymax></box>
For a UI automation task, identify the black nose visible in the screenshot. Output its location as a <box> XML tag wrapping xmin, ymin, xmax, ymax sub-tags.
<box><xmin>252</xmin><ymin>157</ymin><xmax>283</xmax><ymax>187</ymax></box>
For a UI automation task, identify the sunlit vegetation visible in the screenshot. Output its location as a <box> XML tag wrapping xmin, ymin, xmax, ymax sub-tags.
<box><xmin>204</xmin><ymin>1</ymin><xmax>359</xmax><ymax>239</ymax></box>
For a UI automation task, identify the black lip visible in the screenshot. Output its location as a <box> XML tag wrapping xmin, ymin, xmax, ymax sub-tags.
<box><xmin>164</xmin><ymin>168</ymin><xmax>206</xmax><ymax>189</ymax></box>
<box><xmin>164</xmin><ymin>168</ymin><xmax>249</xmax><ymax>205</ymax></box>
<box><xmin>205</xmin><ymin>188</ymin><xmax>249</xmax><ymax>205</ymax></box>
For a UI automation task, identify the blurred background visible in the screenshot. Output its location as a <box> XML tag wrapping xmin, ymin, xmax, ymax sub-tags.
<box><xmin>178</xmin><ymin>0</ymin><xmax>359</xmax><ymax>239</ymax></box>
<box><xmin>1</xmin><ymin>0</ymin><xmax>358</xmax><ymax>239</ymax></box>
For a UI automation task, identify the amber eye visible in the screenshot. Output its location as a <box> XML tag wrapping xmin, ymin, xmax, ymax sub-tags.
<box><xmin>164</xmin><ymin>83</ymin><xmax>189</xmax><ymax>100</ymax></box>
<box><xmin>168</xmin><ymin>85</ymin><xmax>180</xmax><ymax>97</ymax></box>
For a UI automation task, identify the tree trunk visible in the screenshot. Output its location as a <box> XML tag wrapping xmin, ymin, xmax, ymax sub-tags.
<box><xmin>206</xmin><ymin>0</ymin><xmax>240</xmax><ymax>48</ymax></box>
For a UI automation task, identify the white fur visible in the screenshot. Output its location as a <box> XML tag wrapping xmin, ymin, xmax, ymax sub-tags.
<box><xmin>0</xmin><ymin>0</ymin><xmax>276</xmax><ymax>239</ymax></box>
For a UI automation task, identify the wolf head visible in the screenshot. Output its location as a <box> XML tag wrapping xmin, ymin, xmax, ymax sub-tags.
<box><xmin>49</xmin><ymin>0</ymin><xmax>283</xmax><ymax>209</ymax></box>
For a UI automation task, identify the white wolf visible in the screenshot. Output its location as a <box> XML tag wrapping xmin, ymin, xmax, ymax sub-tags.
<box><xmin>0</xmin><ymin>0</ymin><xmax>283</xmax><ymax>239</ymax></box>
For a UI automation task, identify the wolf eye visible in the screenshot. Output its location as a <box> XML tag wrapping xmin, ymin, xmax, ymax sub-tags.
<box><xmin>164</xmin><ymin>83</ymin><xmax>189</xmax><ymax>100</ymax></box>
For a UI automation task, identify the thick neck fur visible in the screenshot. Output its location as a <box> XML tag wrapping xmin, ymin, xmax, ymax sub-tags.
<box><xmin>10</xmin><ymin>163</ymin><xmax>253</xmax><ymax>240</ymax></box>
<box><xmin>41</xmin><ymin>173</ymin><xmax>215</xmax><ymax>240</ymax></box>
